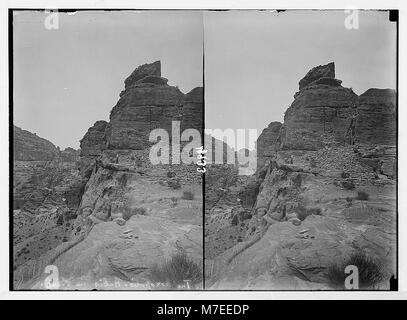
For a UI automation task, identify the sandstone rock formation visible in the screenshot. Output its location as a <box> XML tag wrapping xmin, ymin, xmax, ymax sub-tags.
<box><xmin>14</xmin><ymin>126</ymin><xmax>59</xmax><ymax>161</ymax></box>
<box><xmin>14</xmin><ymin>61</ymin><xmax>204</xmax><ymax>290</ymax></box>
<box><xmin>299</xmin><ymin>62</ymin><xmax>335</xmax><ymax>90</ymax></box>
<box><xmin>206</xmin><ymin>62</ymin><xmax>397</xmax><ymax>290</ymax></box>
<box><xmin>256</xmin><ymin>121</ymin><xmax>282</xmax><ymax>166</ymax></box>
<box><xmin>182</xmin><ymin>87</ymin><xmax>203</xmax><ymax>135</ymax></box>
<box><xmin>257</xmin><ymin>62</ymin><xmax>397</xmax><ymax>177</ymax></box>
<box><xmin>60</xmin><ymin>147</ymin><xmax>80</xmax><ymax>162</ymax></box>
<box><xmin>78</xmin><ymin>61</ymin><xmax>203</xmax><ymax>154</ymax></box>
<box><xmin>356</xmin><ymin>88</ymin><xmax>396</xmax><ymax>145</ymax></box>
<box><xmin>106</xmin><ymin>61</ymin><xmax>200</xmax><ymax>150</ymax></box>
<box><xmin>124</xmin><ymin>60</ymin><xmax>162</xmax><ymax>89</ymax></box>
<box><xmin>80</xmin><ymin>121</ymin><xmax>108</xmax><ymax>157</ymax></box>
<box><xmin>13</xmin><ymin>127</ymin><xmax>85</xmax><ymax>271</ymax></box>
<box><xmin>278</xmin><ymin>62</ymin><xmax>358</xmax><ymax>151</ymax></box>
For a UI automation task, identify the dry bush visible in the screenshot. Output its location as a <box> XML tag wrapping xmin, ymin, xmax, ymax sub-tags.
<box><xmin>296</xmin><ymin>206</ymin><xmax>322</xmax><ymax>221</ymax></box>
<box><xmin>342</xmin><ymin>180</ymin><xmax>355</xmax><ymax>190</ymax></box>
<box><xmin>356</xmin><ymin>191</ymin><xmax>369</xmax><ymax>201</ymax></box>
<box><xmin>167</xmin><ymin>179</ymin><xmax>181</xmax><ymax>190</ymax></box>
<box><xmin>326</xmin><ymin>250</ymin><xmax>383</xmax><ymax>289</ymax></box>
<box><xmin>182</xmin><ymin>190</ymin><xmax>195</xmax><ymax>200</ymax></box>
<box><xmin>167</xmin><ymin>171</ymin><xmax>176</xmax><ymax>178</ymax></box>
<box><xmin>122</xmin><ymin>207</ymin><xmax>146</xmax><ymax>221</ymax></box>
<box><xmin>147</xmin><ymin>252</ymin><xmax>202</xmax><ymax>289</ymax></box>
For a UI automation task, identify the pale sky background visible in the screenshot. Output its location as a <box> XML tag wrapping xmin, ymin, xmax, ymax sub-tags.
<box><xmin>13</xmin><ymin>10</ymin><xmax>203</xmax><ymax>149</ymax></box>
<box><xmin>204</xmin><ymin>10</ymin><xmax>397</xmax><ymax>148</ymax></box>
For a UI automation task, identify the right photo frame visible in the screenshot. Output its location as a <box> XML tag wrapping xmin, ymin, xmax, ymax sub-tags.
<box><xmin>203</xmin><ymin>9</ymin><xmax>397</xmax><ymax>290</ymax></box>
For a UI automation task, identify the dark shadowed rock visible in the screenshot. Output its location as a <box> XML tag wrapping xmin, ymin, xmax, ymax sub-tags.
<box><xmin>105</xmin><ymin>63</ymin><xmax>203</xmax><ymax>150</ymax></box>
<box><xmin>60</xmin><ymin>147</ymin><xmax>80</xmax><ymax>162</ymax></box>
<box><xmin>124</xmin><ymin>61</ymin><xmax>161</xmax><ymax>89</ymax></box>
<box><xmin>106</xmin><ymin>86</ymin><xmax>184</xmax><ymax>150</ymax></box>
<box><xmin>281</xmin><ymin>84</ymin><xmax>357</xmax><ymax>150</ymax></box>
<box><xmin>80</xmin><ymin>120</ymin><xmax>108</xmax><ymax>156</ymax></box>
<box><xmin>182</xmin><ymin>87</ymin><xmax>203</xmax><ymax>134</ymax></box>
<box><xmin>299</xmin><ymin>62</ymin><xmax>335</xmax><ymax>90</ymax></box>
<box><xmin>13</xmin><ymin>126</ymin><xmax>58</xmax><ymax>161</ymax></box>
<box><xmin>137</xmin><ymin>75</ymin><xmax>168</xmax><ymax>85</ymax></box>
<box><xmin>256</xmin><ymin>122</ymin><xmax>282</xmax><ymax>163</ymax></box>
<box><xmin>356</xmin><ymin>88</ymin><xmax>396</xmax><ymax>145</ymax></box>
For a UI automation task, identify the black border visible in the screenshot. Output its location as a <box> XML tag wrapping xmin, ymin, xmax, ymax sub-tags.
<box><xmin>9</xmin><ymin>8</ymin><xmax>399</xmax><ymax>292</ymax></box>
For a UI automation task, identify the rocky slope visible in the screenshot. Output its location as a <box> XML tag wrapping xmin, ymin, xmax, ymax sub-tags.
<box><xmin>13</xmin><ymin>128</ymin><xmax>84</xmax><ymax>272</ymax></box>
<box><xmin>206</xmin><ymin>62</ymin><xmax>397</xmax><ymax>290</ymax></box>
<box><xmin>14</xmin><ymin>61</ymin><xmax>204</xmax><ymax>290</ymax></box>
<box><xmin>13</xmin><ymin>126</ymin><xmax>59</xmax><ymax>161</ymax></box>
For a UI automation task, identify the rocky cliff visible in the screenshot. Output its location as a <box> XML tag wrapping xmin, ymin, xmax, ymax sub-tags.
<box><xmin>256</xmin><ymin>121</ymin><xmax>282</xmax><ymax>167</ymax></box>
<box><xmin>13</xmin><ymin>127</ymin><xmax>85</xmax><ymax>272</ymax></box>
<box><xmin>13</xmin><ymin>126</ymin><xmax>59</xmax><ymax>161</ymax></box>
<box><xmin>257</xmin><ymin>62</ymin><xmax>397</xmax><ymax>178</ymax></box>
<box><xmin>14</xmin><ymin>61</ymin><xmax>204</xmax><ymax>290</ymax></box>
<box><xmin>356</xmin><ymin>88</ymin><xmax>396</xmax><ymax>145</ymax></box>
<box><xmin>278</xmin><ymin>62</ymin><xmax>358</xmax><ymax>151</ymax></box>
<box><xmin>79</xmin><ymin>61</ymin><xmax>202</xmax><ymax>156</ymax></box>
<box><xmin>206</xmin><ymin>62</ymin><xmax>397</xmax><ymax>290</ymax></box>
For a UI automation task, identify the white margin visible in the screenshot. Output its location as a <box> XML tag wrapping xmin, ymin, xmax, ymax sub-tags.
<box><xmin>0</xmin><ymin>0</ymin><xmax>405</xmax><ymax>300</ymax></box>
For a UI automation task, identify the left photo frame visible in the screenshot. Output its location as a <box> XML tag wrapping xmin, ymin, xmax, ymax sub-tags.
<box><xmin>11</xmin><ymin>10</ymin><xmax>204</xmax><ymax>290</ymax></box>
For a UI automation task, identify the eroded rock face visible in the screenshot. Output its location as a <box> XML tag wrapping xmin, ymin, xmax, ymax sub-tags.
<box><xmin>60</xmin><ymin>147</ymin><xmax>80</xmax><ymax>162</ymax></box>
<box><xmin>80</xmin><ymin>121</ymin><xmax>108</xmax><ymax>156</ymax></box>
<box><xmin>103</xmin><ymin>61</ymin><xmax>202</xmax><ymax>150</ymax></box>
<box><xmin>124</xmin><ymin>60</ymin><xmax>161</xmax><ymax>89</ymax></box>
<box><xmin>281</xmin><ymin>81</ymin><xmax>357</xmax><ymax>151</ymax></box>
<box><xmin>256</xmin><ymin>122</ymin><xmax>282</xmax><ymax>165</ymax></box>
<box><xmin>356</xmin><ymin>88</ymin><xmax>396</xmax><ymax>145</ymax></box>
<box><xmin>206</xmin><ymin>62</ymin><xmax>397</xmax><ymax>290</ymax></box>
<box><xmin>259</xmin><ymin>63</ymin><xmax>397</xmax><ymax>156</ymax></box>
<box><xmin>13</xmin><ymin>126</ymin><xmax>85</xmax><ymax>271</ymax></box>
<box><xmin>299</xmin><ymin>62</ymin><xmax>335</xmax><ymax>90</ymax></box>
<box><xmin>182</xmin><ymin>87</ymin><xmax>203</xmax><ymax>135</ymax></box>
<box><xmin>78</xmin><ymin>61</ymin><xmax>203</xmax><ymax>154</ymax></box>
<box><xmin>14</xmin><ymin>126</ymin><xmax>58</xmax><ymax>161</ymax></box>
<box><xmin>107</xmin><ymin>86</ymin><xmax>184</xmax><ymax>150</ymax></box>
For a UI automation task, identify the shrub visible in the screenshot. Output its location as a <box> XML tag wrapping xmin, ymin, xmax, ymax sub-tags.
<box><xmin>342</xmin><ymin>180</ymin><xmax>355</xmax><ymax>190</ymax></box>
<box><xmin>356</xmin><ymin>191</ymin><xmax>369</xmax><ymax>201</ymax></box>
<box><xmin>309</xmin><ymin>158</ymin><xmax>317</xmax><ymax>168</ymax></box>
<box><xmin>326</xmin><ymin>250</ymin><xmax>383</xmax><ymax>289</ymax></box>
<box><xmin>296</xmin><ymin>206</ymin><xmax>322</xmax><ymax>221</ymax></box>
<box><xmin>117</xmin><ymin>174</ymin><xmax>128</xmax><ymax>187</ymax></box>
<box><xmin>123</xmin><ymin>207</ymin><xmax>146</xmax><ymax>221</ymax></box>
<box><xmin>147</xmin><ymin>252</ymin><xmax>202</xmax><ymax>289</ymax></box>
<box><xmin>56</xmin><ymin>215</ymin><xmax>64</xmax><ymax>226</ymax></box>
<box><xmin>182</xmin><ymin>190</ymin><xmax>195</xmax><ymax>200</ymax></box>
<box><xmin>170</xmin><ymin>197</ymin><xmax>178</xmax><ymax>207</ymax></box>
<box><xmin>292</xmin><ymin>174</ymin><xmax>302</xmax><ymax>188</ymax></box>
<box><xmin>231</xmin><ymin>214</ymin><xmax>239</xmax><ymax>226</ymax></box>
<box><xmin>341</xmin><ymin>171</ymin><xmax>350</xmax><ymax>179</ymax></box>
<box><xmin>167</xmin><ymin>171</ymin><xmax>176</xmax><ymax>178</ymax></box>
<box><xmin>345</xmin><ymin>197</ymin><xmax>353</xmax><ymax>207</ymax></box>
<box><xmin>167</xmin><ymin>179</ymin><xmax>181</xmax><ymax>190</ymax></box>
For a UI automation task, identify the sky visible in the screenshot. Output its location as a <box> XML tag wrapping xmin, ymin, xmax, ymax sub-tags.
<box><xmin>13</xmin><ymin>10</ymin><xmax>397</xmax><ymax>150</ymax></box>
<box><xmin>204</xmin><ymin>10</ymin><xmax>397</xmax><ymax>147</ymax></box>
<box><xmin>13</xmin><ymin>10</ymin><xmax>203</xmax><ymax>149</ymax></box>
